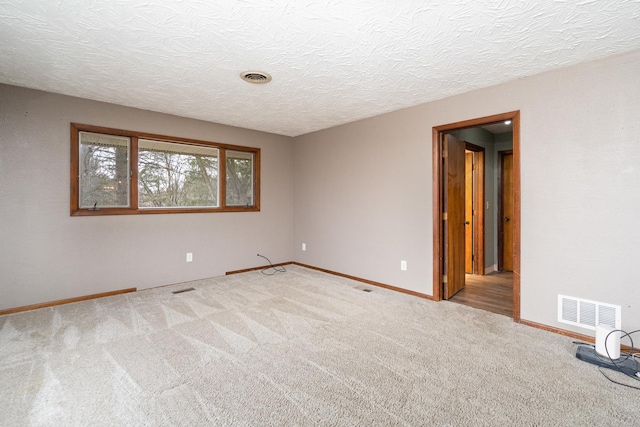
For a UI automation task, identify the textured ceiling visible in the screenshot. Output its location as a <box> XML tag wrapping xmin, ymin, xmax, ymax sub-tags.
<box><xmin>1</xmin><ymin>1</ymin><xmax>639</xmax><ymax>137</ymax></box>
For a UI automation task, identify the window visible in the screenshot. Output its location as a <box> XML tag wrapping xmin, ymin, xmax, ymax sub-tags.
<box><xmin>226</xmin><ymin>150</ymin><xmax>254</xmax><ymax>206</ymax></box>
<box><xmin>71</xmin><ymin>124</ymin><xmax>260</xmax><ymax>215</ymax></box>
<box><xmin>78</xmin><ymin>132</ymin><xmax>130</xmax><ymax>208</ymax></box>
<box><xmin>137</xmin><ymin>139</ymin><xmax>219</xmax><ymax>208</ymax></box>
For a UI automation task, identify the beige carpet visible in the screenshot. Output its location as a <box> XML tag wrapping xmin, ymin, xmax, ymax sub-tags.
<box><xmin>1</xmin><ymin>265</ymin><xmax>638</xmax><ymax>426</ymax></box>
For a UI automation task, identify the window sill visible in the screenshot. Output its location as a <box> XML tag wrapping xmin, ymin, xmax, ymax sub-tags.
<box><xmin>71</xmin><ymin>206</ymin><xmax>260</xmax><ymax>216</ymax></box>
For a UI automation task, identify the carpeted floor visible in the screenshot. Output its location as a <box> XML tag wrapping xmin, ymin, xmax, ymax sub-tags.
<box><xmin>1</xmin><ymin>265</ymin><xmax>638</xmax><ymax>426</ymax></box>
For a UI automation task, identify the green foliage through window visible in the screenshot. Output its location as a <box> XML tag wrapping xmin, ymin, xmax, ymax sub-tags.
<box><xmin>138</xmin><ymin>140</ymin><xmax>219</xmax><ymax>208</ymax></box>
<box><xmin>72</xmin><ymin>125</ymin><xmax>259</xmax><ymax>215</ymax></box>
<box><xmin>226</xmin><ymin>150</ymin><xmax>253</xmax><ymax>206</ymax></box>
<box><xmin>79</xmin><ymin>133</ymin><xmax>130</xmax><ymax>208</ymax></box>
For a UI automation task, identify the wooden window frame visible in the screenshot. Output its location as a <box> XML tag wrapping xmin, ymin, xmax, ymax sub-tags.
<box><xmin>70</xmin><ymin>123</ymin><xmax>260</xmax><ymax>216</ymax></box>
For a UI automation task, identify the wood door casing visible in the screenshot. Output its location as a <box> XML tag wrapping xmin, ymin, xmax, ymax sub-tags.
<box><xmin>443</xmin><ymin>134</ymin><xmax>465</xmax><ymax>299</ymax></box>
<box><xmin>432</xmin><ymin>111</ymin><xmax>520</xmax><ymax>322</ymax></box>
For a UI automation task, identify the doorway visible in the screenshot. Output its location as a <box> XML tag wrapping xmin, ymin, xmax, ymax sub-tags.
<box><xmin>432</xmin><ymin>111</ymin><xmax>521</xmax><ymax>321</ymax></box>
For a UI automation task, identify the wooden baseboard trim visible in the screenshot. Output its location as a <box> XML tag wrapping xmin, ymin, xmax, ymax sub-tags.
<box><xmin>0</xmin><ymin>288</ymin><xmax>137</xmax><ymax>316</ymax></box>
<box><xmin>291</xmin><ymin>262</ymin><xmax>434</xmax><ymax>300</ymax></box>
<box><xmin>519</xmin><ymin>319</ymin><xmax>595</xmax><ymax>343</ymax></box>
<box><xmin>226</xmin><ymin>262</ymin><xmax>292</xmax><ymax>275</ymax></box>
<box><xmin>226</xmin><ymin>261</ymin><xmax>433</xmax><ymax>300</ymax></box>
<box><xmin>520</xmin><ymin>319</ymin><xmax>636</xmax><ymax>351</ymax></box>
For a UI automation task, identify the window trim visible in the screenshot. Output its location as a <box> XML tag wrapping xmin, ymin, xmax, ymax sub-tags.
<box><xmin>70</xmin><ymin>123</ymin><xmax>260</xmax><ymax>216</ymax></box>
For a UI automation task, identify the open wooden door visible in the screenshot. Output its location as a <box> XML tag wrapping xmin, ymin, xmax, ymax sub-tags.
<box><xmin>443</xmin><ymin>134</ymin><xmax>465</xmax><ymax>299</ymax></box>
<box><xmin>464</xmin><ymin>151</ymin><xmax>474</xmax><ymax>273</ymax></box>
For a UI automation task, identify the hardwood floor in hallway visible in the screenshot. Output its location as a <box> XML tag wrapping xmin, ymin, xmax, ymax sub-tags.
<box><xmin>448</xmin><ymin>271</ymin><xmax>514</xmax><ymax>317</ymax></box>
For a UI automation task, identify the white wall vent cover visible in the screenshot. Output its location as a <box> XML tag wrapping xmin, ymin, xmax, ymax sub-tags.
<box><xmin>558</xmin><ymin>295</ymin><xmax>621</xmax><ymax>331</ymax></box>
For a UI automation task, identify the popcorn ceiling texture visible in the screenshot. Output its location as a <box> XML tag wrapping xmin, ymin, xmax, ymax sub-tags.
<box><xmin>0</xmin><ymin>0</ymin><xmax>639</xmax><ymax>136</ymax></box>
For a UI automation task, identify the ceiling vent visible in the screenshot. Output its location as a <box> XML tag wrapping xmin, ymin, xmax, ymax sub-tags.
<box><xmin>240</xmin><ymin>71</ymin><xmax>272</xmax><ymax>84</ymax></box>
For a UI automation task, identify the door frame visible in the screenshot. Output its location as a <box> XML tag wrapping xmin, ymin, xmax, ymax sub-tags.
<box><xmin>432</xmin><ymin>111</ymin><xmax>521</xmax><ymax>322</ymax></box>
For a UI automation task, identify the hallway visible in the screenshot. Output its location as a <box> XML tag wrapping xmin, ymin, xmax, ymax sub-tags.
<box><xmin>448</xmin><ymin>271</ymin><xmax>514</xmax><ymax>317</ymax></box>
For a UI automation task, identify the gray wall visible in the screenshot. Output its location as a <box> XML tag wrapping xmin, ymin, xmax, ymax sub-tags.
<box><xmin>293</xmin><ymin>49</ymin><xmax>640</xmax><ymax>334</ymax></box>
<box><xmin>0</xmin><ymin>85</ymin><xmax>294</xmax><ymax>310</ymax></box>
<box><xmin>3</xmin><ymin>49</ymin><xmax>640</xmax><ymax>336</ymax></box>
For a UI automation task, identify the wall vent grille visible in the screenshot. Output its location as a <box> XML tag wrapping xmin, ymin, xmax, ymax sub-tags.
<box><xmin>557</xmin><ymin>295</ymin><xmax>620</xmax><ymax>330</ymax></box>
<box><xmin>172</xmin><ymin>287</ymin><xmax>195</xmax><ymax>294</ymax></box>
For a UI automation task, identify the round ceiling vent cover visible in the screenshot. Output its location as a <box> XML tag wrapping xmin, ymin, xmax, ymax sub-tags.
<box><xmin>240</xmin><ymin>71</ymin><xmax>272</xmax><ymax>84</ymax></box>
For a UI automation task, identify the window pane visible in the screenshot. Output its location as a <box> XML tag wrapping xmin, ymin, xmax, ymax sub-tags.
<box><xmin>138</xmin><ymin>139</ymin><xmax>219</xmax><ymax>208</ymax></box>
<box><xmin>226</xmin><ymin>150</ymin><xmax>254</xmax><ymax>206</ymax></box>
<box><xmin>79</xmin><ymin>132</ymin><xmax>130</xmax><ymax>208</ymax></box>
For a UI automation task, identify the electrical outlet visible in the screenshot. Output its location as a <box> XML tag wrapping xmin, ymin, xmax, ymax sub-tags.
<box><xmin>302</xmin><ymin>243</ymin><xmax>306</xmax><ymax>251</ymax></box>
<box><xmin>186</xmin><ymin>253</ymin><xmax>193</xmax><ymax>262</ymax></box>
<box><xmin>400</xmin><ymin>260</ymin><xmax>407</xmax><ymax>271</ymax></box>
